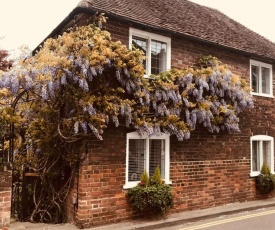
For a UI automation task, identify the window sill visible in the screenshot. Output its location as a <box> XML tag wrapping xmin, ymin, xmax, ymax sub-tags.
<box><xmin>251</xmin><ymin>92</ymin><xmax>274</xmax><ymax>99</ymax></box>
<box><xmin>250</xmin><ymin>172</ymin><xmax>260</xmax><ymax>177</ymax></box>
<box><xmin>123</xmin><ymin>181</ymin><xmax>139</xmax><ymax>189</ymax></box>
<box><xmin>123</xmin><ymin>180</ymin><xmax>172</xmax><ymax>189</ymax></box>
<box><xmin>250</xmin><ymin>171</ymin><xmax>275</xmax><ymax>177</ymax></box>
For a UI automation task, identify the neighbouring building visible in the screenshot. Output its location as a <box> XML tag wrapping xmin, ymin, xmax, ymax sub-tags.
<box><xmin>0</xmin><ymin>166</ymin><xmax>12</xmax><ymax>228</ymax></box>
<box><xmin>40</xmin><ymin>0</ymin><xmax>275</xmax><ymax>228</ymax></box>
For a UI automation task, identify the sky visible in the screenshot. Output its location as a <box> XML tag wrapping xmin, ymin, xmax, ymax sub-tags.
<box><xmin>0</xmin><ymin>0</ymin><xmax>80</xmax><ymax>58</ymax></box>
<box><xmin>1</xmin><ymin>0</ymin><xmax>275</xmax><ymax>58</ymax></box>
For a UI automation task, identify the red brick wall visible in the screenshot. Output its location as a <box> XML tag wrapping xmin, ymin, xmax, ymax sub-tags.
<box><xmin>0</xmin><ymin>167</ymin><xmax>12</xmax><ymax>228</ymax></box>
<box><xmin>69</xmin><ymin>128</ymin><xmax>131</xmax><ymax>228</ymax></box>
<box><xmin>66</xmin><ymin>17</ymin><xmax>275</xmax><ymax>228</ymax></box>
<box><xmin>170</xmin><ymin>129</ymin><xmax>252</xmax><ymax>211</ymax></box>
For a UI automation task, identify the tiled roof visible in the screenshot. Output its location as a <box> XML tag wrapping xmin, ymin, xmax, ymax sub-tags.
<box><xmin>77</xmin><ymin>0</ymin><xmax>275</xmax><ymax>61</ymax></box>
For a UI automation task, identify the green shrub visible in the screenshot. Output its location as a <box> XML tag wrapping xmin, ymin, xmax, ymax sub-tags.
<box><xmin>126</xmin><ymin>168</ymin><xmax>173</xmax><ymax>215</ymax></box>
<box><xmin>256</xmin><ymin>163</ymin><xmax>275</xmax><ymax>194</ymax></box>
<box><xmin>140</xmin><ymin>171</ymin><xmax>150</xmax><ymax>186</ymax></box>
<box><xmin>261</xmin><ymin>163</ymin><xmax>271</xmax><ymax>175</ymax></box>
<box><xmin>151</xmin><ymin>166</ymin><xmax>162</xmax><ymax>185</ymax></box>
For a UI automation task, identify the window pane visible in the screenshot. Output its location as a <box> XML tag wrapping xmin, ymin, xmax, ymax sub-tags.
<box><xmin>251</xmin><ymin>65</ymin><xmax>259</xmax><ymax>93</ymax></box>
<box><xmin>149</xmin><ymin>139</ymin><xmax>165</xmax><ymax>178</ymax></box>
<box><xmin>132</xmin><ymin>36</ymin><xmax>147</xmax><ymax>72</ymax></box>
<box><xmin>261</xmin><ymin>67</ymin><xmax>270</xmax><ymax>94</ymax></box>
<box><xmin>151</xmin><ymin>40</ymin><xmax>167</xmax><ymax>75</ymax></box>
<box><xmin>252</xmin><ymin>141</ymin><xmax>260</xmax><ymax>172</ymax></box>
<box><xmin>263</xmin><ymin>141</ymin><xmax>271</xmax><ymax>169</ymax></box>
<box><xmin>129</xmin><ymin>139</ymin><xmax>145</xmax><ymax>181</ymax></box>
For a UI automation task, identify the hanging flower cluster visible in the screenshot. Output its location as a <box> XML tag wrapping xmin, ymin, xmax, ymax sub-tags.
<box><xmin>0</xmin><ymin>22</ymin><xmax>149</xmax><ymax>143</ymax></box>
<box><xmin>0</xmin><ymin>19</ymin><xmax>253</xmax><ymax>144</ymax></box>
<box><xmin>146</xmin><ymin>56</ymin><xmax>253</xmax><ymax>140</ymax></box>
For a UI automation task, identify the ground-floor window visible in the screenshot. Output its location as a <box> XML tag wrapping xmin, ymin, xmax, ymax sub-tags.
<box><xmin>250</xmin><ymin>135</ymin><xmax>274</xmax><ymax>177</ymax></box>
<box><xmin>124</xmin><ymin>132</ymin><xmax>170</xmax><ymax>188</ymax></box>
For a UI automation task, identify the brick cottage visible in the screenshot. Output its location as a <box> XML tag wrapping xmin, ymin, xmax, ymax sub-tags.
<box><xmin>39</xmin><ymin>0</ymin><xmax>275</xmax><ymax>228</ymax></box>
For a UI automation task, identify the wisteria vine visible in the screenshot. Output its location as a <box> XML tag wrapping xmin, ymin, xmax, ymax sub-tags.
<box><xmin>0</xmin><ymin>20</ymin><xmax>253</xmax><ymax>145</ymax></box>
<box><xmin>0</xmin><ymin>15</ymin><xmax>254</xmax><ymax>224</ymax></box>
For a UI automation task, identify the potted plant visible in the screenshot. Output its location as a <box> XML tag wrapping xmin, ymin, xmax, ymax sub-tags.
<box><xmin>256</xmin><ymin>163</ymin><xmax>275</xmax><ymax>194</ymax></box>
<box><xmin>126</xmin><ymin>166</ymin><xmax>173</xmax><ymax>216</ymax></box>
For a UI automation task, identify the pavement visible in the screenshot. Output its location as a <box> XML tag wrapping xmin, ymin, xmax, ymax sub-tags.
<box><xmin>8</xmin><ymin>197</ymin><xmax>275</xmax><ymax>230</ymax></box>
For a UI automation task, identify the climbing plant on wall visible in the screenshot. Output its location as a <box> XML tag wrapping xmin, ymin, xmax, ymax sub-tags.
<box><xmin>0</xmin><ymin>15</ymin><xmax>253</xmax><ymax>223</ymax></box>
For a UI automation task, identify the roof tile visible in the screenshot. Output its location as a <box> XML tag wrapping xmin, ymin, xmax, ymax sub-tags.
<box><xmin>78</xmin><ymin>0</ymin><xmax>275</xmax><ymax>60</ymax></box>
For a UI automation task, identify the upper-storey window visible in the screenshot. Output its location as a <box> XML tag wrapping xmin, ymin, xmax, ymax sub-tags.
<box><xmin>129</xmin><ymin>28</ymin><xmax>171</xmax><ymax>77</ymax></box>
<box><xmin>250</xmin><ymin>60</ymin><xmax>273</xmax><ymax>97</ymax></box>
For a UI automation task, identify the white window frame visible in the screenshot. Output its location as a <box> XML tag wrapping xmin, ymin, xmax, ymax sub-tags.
<box><xmin>250</xmin><ymin>135</ymin><xmax>274</xmax><ymax>177</ymax></box>
<box><xmin>124</xmin><ymin>131</ymin><xmax>171</xmax><ymax>189</ymax></box>
<box><xmin>129</xmin><ymin>28</ymin><xmax>171</xmax><ymax>78</ymax></box>
<box><xmin>250</xmin><ymin>60</ymin><xmax>273</xmax><ymax>98</ymax></box>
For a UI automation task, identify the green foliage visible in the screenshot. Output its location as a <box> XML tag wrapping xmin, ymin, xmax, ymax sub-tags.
<box><xmin>261</xmin><ymin>163</ymin><xmax>271</xmax><ymax>175</ymax></box>
<box><xmin>140</xmin><ymin>171</ymin><xmax>150</xmax><ymax>186</ymax></box>
<box><xmin>127</xmin><ymin>183</ymin><xmax>173</xmax><ymax>215</ymax></box>
<box><xmin>127</xmin><ymin>169</ymin><xmax>173</xmax><ymax>215</ymax></box>
<box><xmin>256</xmin><ymin>163</ymin><xmax>275</xmax><ymax>194</ymax></box>
<box><xmin>0</xmin><ymin>48</ymin><xmax>14</xmax><ymax>163</ymax></box>
<box><xmin>151</xmin><ymin>166</ymin><xmax>162</xmax><ymax>185</ymax></box>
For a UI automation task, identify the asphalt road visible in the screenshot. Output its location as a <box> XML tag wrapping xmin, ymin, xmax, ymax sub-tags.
<box><xmin>159</xmin><ymin>207</ymin><xmax>275</xmax><ymax>230</ymax></box>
